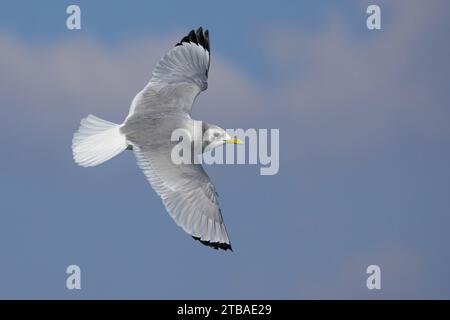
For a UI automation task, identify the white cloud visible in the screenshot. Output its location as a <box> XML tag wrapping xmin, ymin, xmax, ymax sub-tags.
<box><xmin>0</xmin><ymin>32</ymin><xmax>262</xmax><ymax>131</ymax></box>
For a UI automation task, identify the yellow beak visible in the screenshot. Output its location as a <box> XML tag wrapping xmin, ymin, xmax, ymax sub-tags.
<box><xmin>224</xmin><ymin>137</ymin><xmax>244</xmax><ymax>144</ymax></box>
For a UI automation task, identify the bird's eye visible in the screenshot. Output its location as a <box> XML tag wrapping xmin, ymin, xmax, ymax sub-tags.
<box><xmin>214</xmin><ymin>132</ymin><xmax>220</xmax><ymax>137</ymax></box>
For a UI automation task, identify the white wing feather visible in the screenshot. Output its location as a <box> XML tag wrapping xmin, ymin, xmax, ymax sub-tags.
<box><xmin>126</xmin><ymin>29</ymin><xmax>210</xmax><ymax>119</ymax></box>
<box><xmin>133</xmin><ymin>145</ymin><xmax>232</xmax><ymax>250</ymax></box>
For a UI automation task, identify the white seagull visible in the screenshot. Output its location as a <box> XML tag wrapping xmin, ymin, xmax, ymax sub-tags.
<box><xmin>72</xmin><ymin>27</ymin><xmax>242</xmax><ymax>251</ymax></box>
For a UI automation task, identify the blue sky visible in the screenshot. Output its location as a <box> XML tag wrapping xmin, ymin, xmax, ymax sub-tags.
<box><xmin>1</xmin><ymin>0</ymin><xmax>450</xmax><ymax>299</ymax></box>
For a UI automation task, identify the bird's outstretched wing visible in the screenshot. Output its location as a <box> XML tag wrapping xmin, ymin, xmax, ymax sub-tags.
<box><xmin>132</xmin><ymin>141</ymin><xmax>232</xmax><ymax>251</ymax></box>
<box><xmin>126</xmin><ymin>27</ymin><xmax>210</xmax><ymax>119</ymax></box>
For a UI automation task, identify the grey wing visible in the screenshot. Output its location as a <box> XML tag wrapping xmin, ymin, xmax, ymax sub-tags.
<box><xmin>133</xmin><ymin>143</ymin><xmax>232</xmax><ymax>251</ymax></box>
<box><xmin>126</xmin><ymin>27</ymin><xmax>210</xmax><ymax>119</ymax></box>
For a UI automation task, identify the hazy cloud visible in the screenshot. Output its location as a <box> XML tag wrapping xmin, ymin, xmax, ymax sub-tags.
<box><xmin>263</xmin><ymin>0</ymin><xmax>450</xmax><ymax>159</ymax></box>
<box><xmin>2</xmin><ymin>0</ymin><xmax>448</xmax><ymax>161</ymax></box>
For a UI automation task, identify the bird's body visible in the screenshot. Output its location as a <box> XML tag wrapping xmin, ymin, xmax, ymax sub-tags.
<box><xmin>72</xmin><ymin>28</ymin><xmax>241</xmax><ymax>251</ymax></box>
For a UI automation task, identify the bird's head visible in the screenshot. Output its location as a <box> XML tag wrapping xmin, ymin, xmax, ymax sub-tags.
<box><xmin>202</xmin><ymin>123</ymin><xmax>243</xmax><ymax>153</ymax></box>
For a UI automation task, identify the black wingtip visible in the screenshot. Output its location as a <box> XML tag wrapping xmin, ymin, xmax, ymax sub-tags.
<box><xmin>204</xmin><ymin>29</ymin><xmax>210</xmax><ymax>52</ymax></box>
<box><xmin>195</xmin><ymin>27</ymin><xmax>205</xmax><ymax>48</ymax></box>
<box><xmin>175</xmin><ymin>27</ymin><xmax>210</xmax><ymax>53</ymax></box>
<box><xmin>188</xmin><ymin>30</ymin><xmax>197</xmax><ymax>44</ymax></box>
<box><xmin>192</xmin><ymin>236</ymin><xmax>233</xmax><ymax>251</ymax></box>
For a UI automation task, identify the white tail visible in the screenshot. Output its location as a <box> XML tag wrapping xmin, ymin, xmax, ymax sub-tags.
<box><xmin>72</xmin><ymin>115</ymin><xmax>127</xmax><ymax>167</ymax></box>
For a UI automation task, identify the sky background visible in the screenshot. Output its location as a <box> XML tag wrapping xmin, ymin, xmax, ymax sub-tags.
<box><xmin>1</xmin><ymin>0</ymin><xmax>450</xmax><ymax>299</ymax></box>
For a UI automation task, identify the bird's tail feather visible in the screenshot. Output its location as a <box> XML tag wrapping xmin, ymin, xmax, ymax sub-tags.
<box><xmin>72</xmin><ymin>115</ymin><xmax>127</xmax><ymax>167</ymax></box>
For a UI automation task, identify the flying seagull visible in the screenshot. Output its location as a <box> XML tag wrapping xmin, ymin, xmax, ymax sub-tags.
<box><xmin>72</xmin><ymin>27</ymin><xmax>242</xmax><ymax>251</ymax></box>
